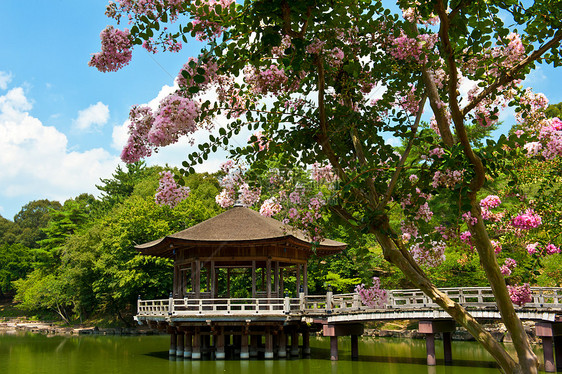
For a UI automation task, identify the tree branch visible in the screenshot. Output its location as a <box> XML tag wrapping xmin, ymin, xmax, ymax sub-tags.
<box><xmin>462</xmin><ymin>30</ymin><xmax>562</xmax><ymax>117</ymax></box>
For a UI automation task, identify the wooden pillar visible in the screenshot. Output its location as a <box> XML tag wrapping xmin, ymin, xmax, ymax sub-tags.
<box><xmin>227</xmin><ymin>268</ymin><xmax>231</xmax><ymax>298</ymax></box>
<box><xmin>296</xmin><ymin>264</ymin><xmax>301</xmax><ymax>293</ymax></box>
<box><xmin>291</xmin><ymin>329</ymin><xmax>300</xmax><ymax>356</ymax></box>
<box><xmin>176</xmin><ymin>331</ymin><xmax>184</xmax><ymax>357</ymax></box>
<box><xmin>195</xmin><ymin>259</ymin><xmax>201</xmax><ymax>298</ymax></box>
<box><xmin>210</xmin><ymin>260</ymin><xmax>216</xmax><ymax>298</ymax></box>
<box><xmin>265</xmin><ymin>327</ymin><xmax>274</xmax><ymax>359</ymax></box>
<box><xmin>250</xmin><ymin>334</ymin><xmax>258</xmax><ymax>357</ymax></box>
<box><xmin>216</xmin><ymin>327</ymin><xmax>225</xmax><ymax>360</ymax></box>
<box><xmin>184</xmin><ymin>330</ymin><xmax>192</xmax><ymax>359</ymax></box>
<box><xmin>266</xmin><ymin>257</ymin><xmax>272</xmax><ymax>298</ymax></box>
<box><xmin>303</xmin><ymin>329</ymin><xmax>310</xmax><ymax>355</ymax></box>
<box><xmin>330</xmin><ymin>336</ymin><xmax>338</xmax><ymax>361</ymax></box>
<box><xmin>274</xmin><ymin>261</ymin><xmax>280</xmax><ymax>297</ymax></box>
<box><xmin>280</xmin><ymin>268</ymin><xmax>284</xmax><ymax>295</ymax></box>
<box><xmin>278</xmin><ymin>330</ymin><xmax>287</xmax><ymax>358</ymax></box>
<box><xmin>443</xmin><ymin>331</ymin><xmax>453</xmax><ymax>365</ymax></box>
<box><xmin>350</xmin><ymin>334</ymin><xmax>359</xmax><ymax>360</ymax></box>
<box><xmin>170</xmin><ymin>330</ymin><xmax>177</xmax><ymax>356</ymax></box>
<box><xmin>251</xmin><ymin>261</ymin><xmax>256</xmax><ymax>298</ymax></box>
<box><xmin>173</xmin><ymin>265</ymin><xmax>179</xmax><ymax>297</ymax></box>
<box><xmin>543</xmin><ymin>336</ymin><xmax>556</xmax><ymax>372</ymax></box>
<box><xmin>555</xmin><ymin>336</ymin><xmax>562</xmax><ymax>372</ymax></box>
<box><xmin>425</xmin><ymin>333</ymin><xmax>436</xmax><ymax>366</ymax></box>
<box><xmin>240</xmin><ymin>332</ymin><xmax>250</xmax><ymax>359</ymax></box>
<box><xmin>206</xmin><ymin>264</ymin><xmax>211</xmax><ymax>291</ymax></box>
<box><xmin>192</xmin><ymin>328</ymin><xmax>201</xmax><ymax>360</ymax></box>
<box><xmin>303</xmin><ymin>263</ymin><xmax>308</xmax><ymax>295</ymax></box>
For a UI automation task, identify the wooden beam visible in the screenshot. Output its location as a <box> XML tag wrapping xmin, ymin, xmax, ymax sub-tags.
<box><xmin>195</xmin><ymin>259</ymin><xmax>200</xmax><ymax>299</ymax></box>
<box><xmin>251</xmin><ymin>261</ymin><xmax>256</xmax><ymax>298</ymax></box>
<box><xmin>274</xmin><ymin>261</ymin><xmax>279</xmax><ymax>297</ymax></box>
<box><xmin>296</xmin><ymin>264</ymin><xmax>301</xmax><ymax>294</ymax></box>
<box><xmin>211</xmin><ymin>260</ymin><xmax>216</xmax><ymax>298</ymax></box>
<box><xmin>266</xmin><ymin>257</ymin><xmax>272</xmax><ymax>298</ymax></box>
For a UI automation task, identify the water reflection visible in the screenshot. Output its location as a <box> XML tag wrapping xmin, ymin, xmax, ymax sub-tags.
<box><xmin>0</xmin><ymin>332</ymin><xmax>544</xmax><ymax>374</ymax></box>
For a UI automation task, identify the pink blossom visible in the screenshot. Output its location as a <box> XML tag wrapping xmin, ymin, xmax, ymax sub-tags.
<box><xmin>177</xmin><ymin>57</ymin><xmax>219</xmax><ymax>91</ymax></box>
<box><xmin>491</xmin><ymin>240</ymin><xmax>502</xmax><ymax>254</ymax></box>
<box><xmin>355</xmin><ymin>277</ymin><xmax>387</xmax><ymax>308</ymax></box>
<box><xmin>245</xmin><ymin>64</ymin><xmax>289</xmax><ymax>95</ymax></box>
<box><xmin>311</xmin><ymin>163</ymin><xmax>337</xmax><ymax>183</ymax></box>
<box><xmin>121</xmin><ymin>106</ymin><xmax>155</xmax><ymax>163</ymax></box>
<box><xmin>432</xmin><ymin>169</ymin><xmax>464</xmax><ymax>188</ymax></box>
<box><xmin>415</xmin><ymin>202</ymin><xmax>433</xmax><ymax>222</ymax></box>
<box><xmin>462</xmin><ymin>211</ymin><xmax>477</xmax><ymax>226</ymax></box>
<box><xmin>508</xmin><ymin>283</ymin><xmax>533</xmax><ymax>306</ymax></box>
<box><xmin>89</xmin><ymin>26</ymin><xmax>132</xmax><ymax>72</ymax></box>
<box><xmin>545</xmin><ymin>244</ymin><xmax>561</xmax><ymax>255</ymax></box>
<box><xmin>460</xmin><ymin>231</ymin><xmax>472</xmax><ymax>245</ymax></box>
<box><xmin>428</xmin><ymin>147</ymin><xmax>445</xmax><ymax>158</ymax></box>
<box><xmin>148</xmin><ymin>94</ymin><xmax>200</xmax><ymax>146</ymax></box>
<box><xmin>154</xmin><ymin>171</ymin><xmax>190</xmax><ymax>208</ymax></box>
<box><xmin>409</xmin><ymin>239</ymin><xmax>446</xmax><ymax>267</ymax></box>
<box><xmin>511</xmin><ymin>209</ymin><xmax>542</xmax><ymax>230</ymax></box>
<box><xmin>409</xmin><ymin>174</ymin><xmax>419</xmax><ymax>182</ymax></box>
<box><xmin>526</xmin><ymin>242</ymin><xmax>539</xmax><ymax>255</ymax></box>
<box><xmin>480</xmin><ymin>195</ymin><xmax>501</xmax><ymax>209</ymax></box>
<box><xmin>259</xmin><ymin>197</ymin><xmax>282</xmax><ymax>217</ymax></box>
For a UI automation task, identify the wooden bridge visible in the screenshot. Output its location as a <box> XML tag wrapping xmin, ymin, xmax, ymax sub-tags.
<box><xmin>136</xmin><ymin>286</ymin><xmax>562</xmax><ymax>371</ymax></box>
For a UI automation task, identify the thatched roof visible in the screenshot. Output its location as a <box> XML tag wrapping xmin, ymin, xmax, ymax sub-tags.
<box><xmin>136</xmin><ymin>206</ymin><xmax>346</xmax><ymax>257</ymax></box>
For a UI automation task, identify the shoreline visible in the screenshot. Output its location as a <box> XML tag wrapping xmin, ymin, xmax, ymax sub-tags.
<box><xmin>1</xmin><ymin>318</ymin><xmax>540</xmax><ymax>344</ymax></box>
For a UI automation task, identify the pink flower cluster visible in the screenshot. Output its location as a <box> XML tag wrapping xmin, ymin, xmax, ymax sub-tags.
<box><xmin>462</xmin><ymin>211</ymin><xmax>477</xmax><ymax>226</ymax></box>
<box><xmin>527</xmin><ymin>242</ymin><xmax>561</xmax><ymax>256</ymax></box>
<box><xmin>245</xmin><ymin>64</ymin><xmax>289</xmax><ymax>96</ymax></box>
<box><xmin>148</xmin><ymin>94</ymin><xmax>200</xmax><ymax>147</ymax></box>
<box><xmin>480</xmin><ymin>195</ymin><xmax>501</xmax><ymax>209</ymax></box>
<box><xmin>388</xmin><ymin>31</ymin><xmax>438</xmax><ymax>64</ymax></box>
<box><xmin>259</xmin><ymin>197</ymin><xmax>282</xmax><ymax>217</ymax></box>
<box><xmin>89</xmin><ymin>26</ymin><xmax>132</xmax><ymax>73</ymax></box>
<box><xmin>215</xmin><ymin>161</ymin><xmax>261</xmax><ymax>208</ymax></box>
<box><xmin>511</xmin><ymin>209</ymin><xmax>542</xmax><ymax>230</ymax></box>
<box><xmin>491</xmin><ymin>239</ymin><xmax>502</xmax><ymax>254</ymax></box>
<box><xmin>355</xmin><ymin>277</ymin><xmax>388</xmax><ymax>309</ymax></box>
<box><xmin>500</xmin><ymin>257</ymin><xmax>517</xmax><ymax>276</ymax></box>
<box><xmin>507</xmin><ymin>283</ymin><xmax>533</xmax><ymax>306</ymax></box>
<box><xmin>432</xmin><ymin>169</ymin><xmax>464</xmax><ymax>189</ymax></box>
<box><xmin>121</xmin><ymin>106</ymin><xmax>155</xmax><ymax>163</ymax></box>
<box><xmin>539</xmin><ymin>117</ymin><xmax>562</xmax><ymax>160</ymax></box>
<box><xmin>311</xmin><ymin>163</ymin><xmax>337</xmax><ymax>183</ymax></box>
<box><xmin>154</xmin><ymin>171</ymin><xmax>190</xmax><ymax>208</ymax></box>
<box><xmin>410</xmin><ymin>239</ymin><xmax>446</xmax><ymax>267</ymax></box>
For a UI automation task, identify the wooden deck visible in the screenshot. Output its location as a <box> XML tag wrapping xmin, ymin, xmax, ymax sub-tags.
<box><xmin>136</xmin><ymin>286</ymin><xmax>562</xmax><ymax>322</ymax></box>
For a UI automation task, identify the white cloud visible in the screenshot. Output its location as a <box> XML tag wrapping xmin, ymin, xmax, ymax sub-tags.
<box><xmin>74</xmin><ymin>101</ymin><xmax>110</xmax><ymax>131</ymax></box>
<box><xmin>0</xmin><ymin>86</ymin><xmax>119</xmax><ymax>207</ymax></box>
<box><xmin>0</xmin><ymin>71</ymin><xmax>12</xmax><ymax>90</ymax></box>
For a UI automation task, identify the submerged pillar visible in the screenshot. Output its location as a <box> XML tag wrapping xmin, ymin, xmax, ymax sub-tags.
<box><xmin>303</xmin><ymin>329</ymin><xmax>311</xmax><ymax>356</ymax></box>
<box><xmin>250</xmin><ymin>334</ymin><xmax>259</xmax><ymax>357</ymax></box>
<box><xmin>425</xmin><ymin>333</ymin><xmax>436</xmax><ymax>366</ymax></box>
<box><xmin>176</xmin><ymin>331</ymin><xmax>184</xmax><ymax>357</ymax></box>
<box><xmin>443</xmin><ymin>332</ymin><xmax>453</xmax><ymax>365</ymax></box>
<box><xmin>330</xmin><ymin>336</ymin><xmax>338</xmax><ymax>361</ymax></box>
<box><xmin>192</xmin><ymin>328</ymin><xmax>201</xmax><ymax>360</ymax></box>
<box><xmin>169</xmin><ymin>330</ymin><xmax>177</xmax><ymax>356</ymax></box>
<box><xmin>351</xmin><ymin>335</ymin><xmax>359</xmax><ymax>360</ymax></box>
<box><xmin>216</xmin><ymin>328</ymin><xmax>226</xmax><ymax>360</ymax></box>
<box><xmin>543</xmin><ymin>336</ymin><xmax>556</xmax><ymax>372</ymax></box>
<box><xmin>240</xmin><ymin>333</ymin><xmax>250</xmax><ymax>359</ymax></box>
<box><xmin>265</xmin><ymin>328</ymin><xmax>274</xmax><ymax>359</ymax></box>
<box><xmin>291</xmin><ymin>329</ymin><xmax>300</xmax><ymax>356</ymax></box>
<box><xmin>278</xmin><ymin>330</ymin><xmax>287</xmax><ymax>358</ymax></box>
<box><xmin>184</xmin><ymin>331</ymin><xmax>192</xmax><ymax>359</ymax></box>
<box><xmin>555</xmin><ymin>336</ymin><xmax>562</xmax><ymax>372</ymax></box>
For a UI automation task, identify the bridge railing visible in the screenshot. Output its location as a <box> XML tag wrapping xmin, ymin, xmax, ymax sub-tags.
<box><xmin>136</xmin><ymin>287</ymin><xmax>562</xmax><ymax>318</ymax></box>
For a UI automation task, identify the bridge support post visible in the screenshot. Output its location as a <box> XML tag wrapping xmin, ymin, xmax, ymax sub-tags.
<box><xmin>265</xmin><ymin>328</ymin><xmax>274</xmax><ymax>359</ymax></box>
<box><xmin>240</xmin><ymin>332</ymin><xmax>249</xmax><ymax>359</ymax></box>
<box><xmin>443</xmin><ymin>332</ymin><xmax>453</xmax><ymax>365</ymax></box>
<box><xmin>216</xmin><ymin>327</ymin><xmax>225</xmax><ymax>360</ymax></box>
<box><xmin>176</xmin><ymin>331</ymin><xmax>184</xmax><ymax>357</ymax></box>
<box><xmin>169</xmin><ymin>329</ymin><xmax>177</xmax><ymax>356</ymax></box>
<box><xmin>351</xmin><ymin>335</ymin><xmax>359</xmax><ymax>360</ymax></box>
<box><xmin>250</xmin><ymin>334</ymin><xmax>258</xmax><ymax>357</ymax></box>
<box><xmin>536</xmin><ymin>322</ymin><xmax>562</xmax><ymax>372</ymax></box>
<box><xmin>192</xmin><ymin>328</ymin><xmax>201</xmax><ymax>360</ymax></box>
<box><xmin>291</xmin><ymin>329</ymin><xmax>300</xmax><ymax>356</ymax></box>
<box><xmin>419</xmin><ymin>320</ymin><xmax>456</xmax><ymax>367</ymax></box>
<box><xmin>184</xmin><ymin>330</ymin><xmax>192</xmax><ymax>359</ymax></box>
<box><xmin>330</xmin><ymin>336</ymin><xmax>338</xmax><ymax>361</ymax></box>
<box><xmin>303</xmin><ymin>329</ymin><xmax>311</xmax><ymax>355</ymax></box>
<box><xmin>278</xmin><ymin>330</ymin><xmax>287</xmax><ymax>357</ymax></box>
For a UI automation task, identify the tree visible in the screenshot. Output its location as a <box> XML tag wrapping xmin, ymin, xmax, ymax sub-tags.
<box><xmin>13</xmin><ymin>199</ymin><xmax>62</xmax><ymax>248</ymax></box>
<box><xmin>91</xmin><ymin>1</ymin><xmax>562</xmax><ymax>372</ymax></box>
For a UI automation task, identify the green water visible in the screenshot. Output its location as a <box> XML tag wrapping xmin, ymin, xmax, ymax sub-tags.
<box><xmin>0</xmin><ymin>332</ymin><xmax>546</xmax><ymax>374</ymax></box>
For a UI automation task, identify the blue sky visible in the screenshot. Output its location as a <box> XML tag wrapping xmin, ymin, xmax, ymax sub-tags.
<box><xmin>1</xmin><ymin>1</ymin><xmax>561</xmax><ymax>221</ymax></box>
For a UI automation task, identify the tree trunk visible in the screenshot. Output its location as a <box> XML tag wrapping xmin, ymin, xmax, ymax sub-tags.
<box><xmin>371</xmin><ymin>217</ymin><xmax>523</xmax><ymax>373</ymax></box>
<box><xmin>469</xmin><ymin>205</ymin><xmax>539</xmax><ymax>373</ymax></box>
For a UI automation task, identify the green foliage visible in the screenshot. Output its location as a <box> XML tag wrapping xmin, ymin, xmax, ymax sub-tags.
<box><xmin>0</xmin><ymin>243</ymin><xmax>34</xmax><ymax>297</ymax></box>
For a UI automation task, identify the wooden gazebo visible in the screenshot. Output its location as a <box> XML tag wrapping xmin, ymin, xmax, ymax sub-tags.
<box><xmin>136</xmin><ymin>206</ymin><xmax>346</xmax><ymax>300</ymax></box>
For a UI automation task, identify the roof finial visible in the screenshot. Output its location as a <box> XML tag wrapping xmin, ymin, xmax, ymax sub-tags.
<box><xmin>233</xmin><ymin>189</ymin><xmax>244</xmax><ymax>207</ymax></box>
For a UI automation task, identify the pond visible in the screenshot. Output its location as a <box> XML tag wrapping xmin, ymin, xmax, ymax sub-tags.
<box><xmin>0</xmin><ymin>332</ymin><xmax>546</xmax><ymax>374</ymax></box>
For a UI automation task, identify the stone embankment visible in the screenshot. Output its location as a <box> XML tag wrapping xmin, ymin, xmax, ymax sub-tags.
<box><xmin>0</xmin><ymin>318</ymin><xmax>162</xmax><ymax>336</ymax></box>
